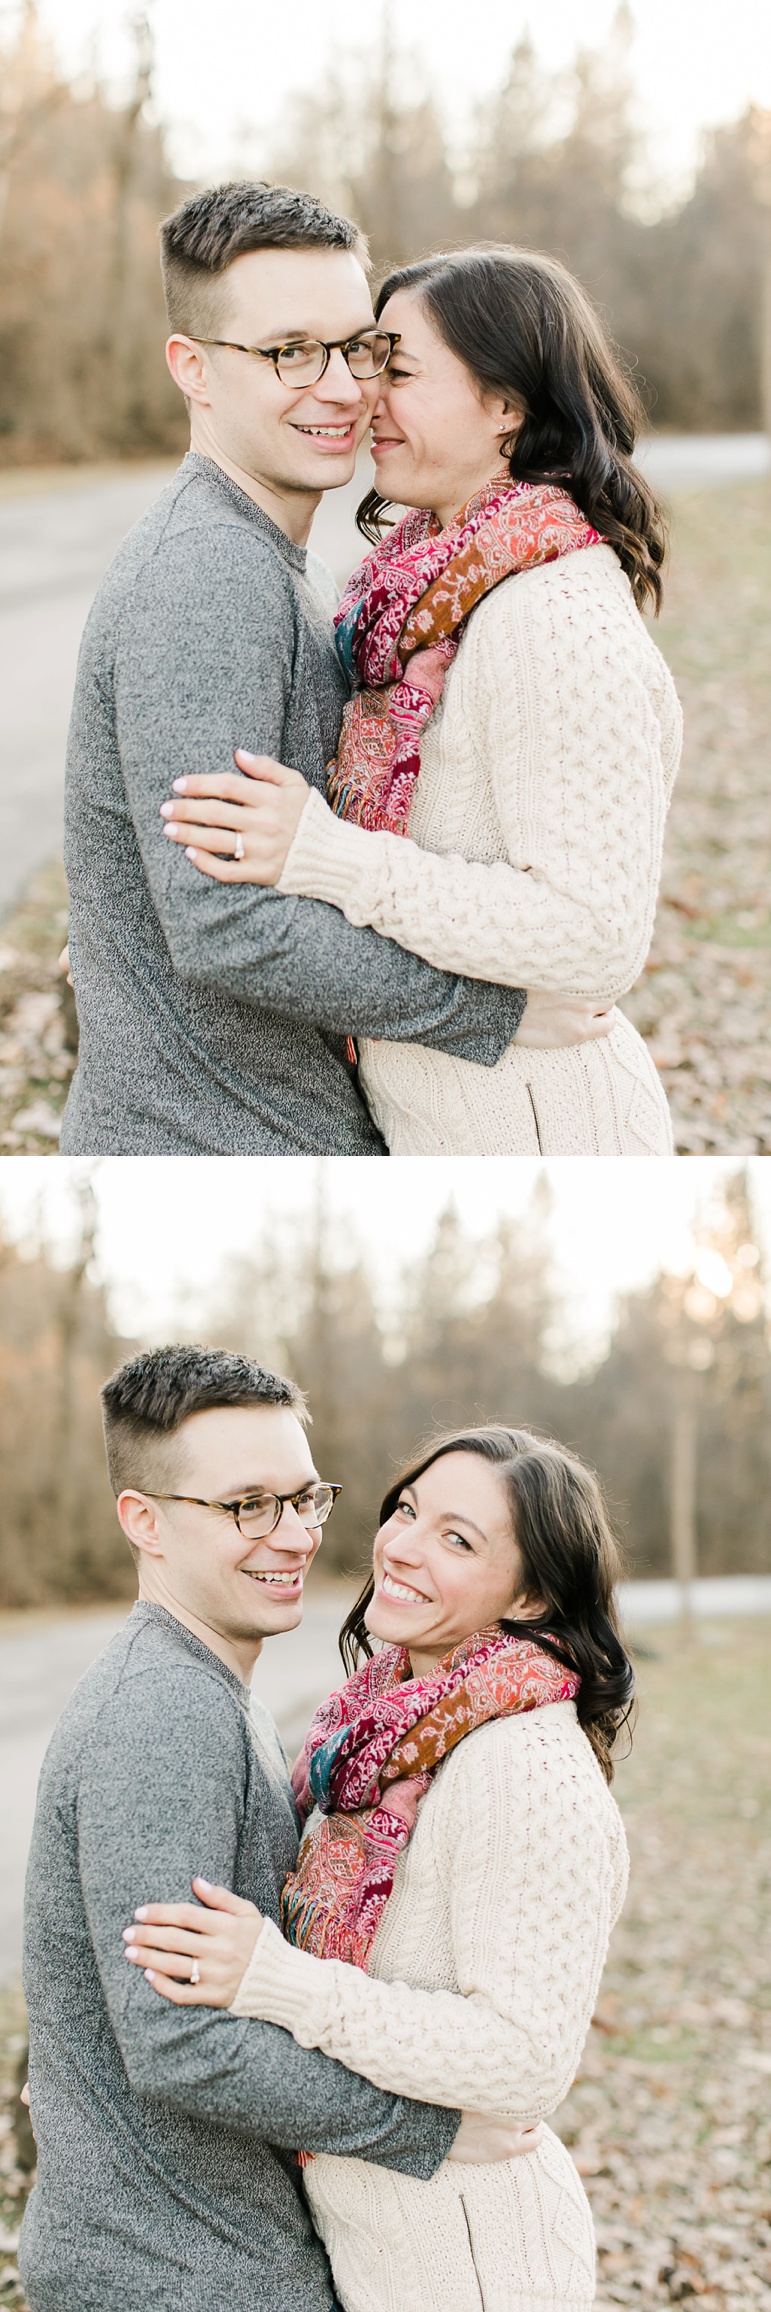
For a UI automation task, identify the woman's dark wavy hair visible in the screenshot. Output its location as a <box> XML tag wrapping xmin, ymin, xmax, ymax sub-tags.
<box><xmin>357</xmin><ymin>246</ymin><xmax>666</xmax><ymax>615</ymax></box>
<box><xmin>339</xmin><ymin>1424</ymin><xmax>635</xmax><ymax>1783</ymax></box>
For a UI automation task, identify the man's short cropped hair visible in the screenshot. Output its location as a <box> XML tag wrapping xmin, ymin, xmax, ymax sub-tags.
<box><xmin>101</xmin><ymin>1343</ymin><xmax>308</xmax><ymax>1499</ymax></box>
<box><xmin>159</xmin><ymin>180</ymin><xmax>368</xmax><ymax>339</ymax></box>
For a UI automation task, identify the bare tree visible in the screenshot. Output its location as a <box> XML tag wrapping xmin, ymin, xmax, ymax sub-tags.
<box><xmin>2</xmin><ymin>8</ymin><xmax>770</xmax><ymax>457</ymax></box>
<box><xmin>0</xmin><ymin>0</ymin><xmax>66</xmax><ymax>243</ymax></box>
<box><xmin>0</xmin><ymin>2</ymin><xmax>185</xmax><ymax>461</ymax></box>
<box><xmin>0</xmin><ymin>1186</ymin><xmax>131</xmax><ymax>1606</ymax></box>
<box><xmin>51</xmin><ymin>1170</ymin><xmax>99</xmax><ymax>1571</ymax></box>
<box><xmin>269</xmin><ymin>7</ymin><xmax>456</xmax><ymax>272</ymax></box>
<box><xmin>105</xmin><ymin>12</ymin><xmax>154</xmax><ymax>446</ymax></box>
<box><xmin>0</xmin><ymin>1168</ymin><xmax>769</xmax><ymax>1607</ymax></box>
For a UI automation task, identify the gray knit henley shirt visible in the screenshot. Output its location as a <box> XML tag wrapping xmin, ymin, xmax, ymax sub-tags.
<box><xmin>20</xmin><ymin>1603</ymin><xmax>459</xmax><ymax>2312</ymax></box>
<box><xmin>60</xmin><ymin>454</ymin><xmax>525</xmax><ymax>1154</ymax></box>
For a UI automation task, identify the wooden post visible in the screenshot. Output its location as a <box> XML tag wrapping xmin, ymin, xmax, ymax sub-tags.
<box><xmin>671</xmin><ymin>1375</ymin><xmax>697</xmax><ymax>1633</ymax></box>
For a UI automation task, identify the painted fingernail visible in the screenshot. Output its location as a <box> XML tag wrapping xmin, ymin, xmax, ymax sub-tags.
<box><xmin>172</xmin><ymin>777</ymin><xmax>188</xmax><ymax>792</ymax></box>
<box><xmin>134</xmin><ymin>1908</ymin><xmax>148</xmax><ymax>1921</ymax></box>
<box><xmin>163</xmin><ymin>822</ymin><xmax>179</xmax><ymax>836</ymax></box>
<box><xmin>160</xmin><ymin>801</ymin><xmax>174</xmax><ymax>817</ymax></box>
<box><xmin>185</xmin><ymin>846</ymin><xmax>197</xmax><ymax>860</ymax></box>
<box><xmin>125</xmin><ymin>1945</ymin><xmax>139</xmax><ymax>1959</ymax></box>
<box><xmin>121</xmin><ymin>1927</ymin><xmax>133</xmax><ymax>1940</ymax></box>
<box><xmin>237</xmin><ymin>750</ymin><xmax>258</xmax><ymax>764</ymax></box>
<box><xmin>195</xmin><ymin>1877</ymin><xmax>213</xmax><ymax>1890</ymax></box>
<box><xmin>144</xmin><ymin>1969</ymin><xmax>155</xmax><ymax>1982</ymax></box>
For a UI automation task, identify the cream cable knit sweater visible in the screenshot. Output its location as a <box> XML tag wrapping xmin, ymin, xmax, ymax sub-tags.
<box><xmin>233</xmin><ymin>1700</ymin><xmax>629</xmax><ymax>2312</ymax></box>
<box><xmin>278</xmin><ymin>545</ymin><xmax>683</xmax><ymax>1156</ymax></box>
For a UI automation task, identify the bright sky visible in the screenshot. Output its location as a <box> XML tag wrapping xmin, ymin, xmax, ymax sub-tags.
<box><xmin>20</xmin><ymin>0</ymin><xmax>771</xmax><ymax>195</ymax></box>
<box><xmin>0</xmin><ymin>1158</ymin><xmax>768</xmax><ymax>1354</ymax></box>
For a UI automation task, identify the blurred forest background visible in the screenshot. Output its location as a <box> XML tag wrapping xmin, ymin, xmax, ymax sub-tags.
<box><xmin>1</xmin><ymin>0</ymin><xmax>771</xmax><ymax>464</ymax></box>
<box><xmin>0</xmin><ymin>1164</ymin><xmax>768</xmax><ymax>1609</ymax></box>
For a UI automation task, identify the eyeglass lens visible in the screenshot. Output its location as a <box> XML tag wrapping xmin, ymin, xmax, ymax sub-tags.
<box><xmin>277</xmin><ymin>334</ymin><xmax>392</xmax><ymax>385</ymax></box>
<box><xmin>236</xmin><ymin>1484</ymin><xmax>335</xmax><ymax>1537</ymax></box>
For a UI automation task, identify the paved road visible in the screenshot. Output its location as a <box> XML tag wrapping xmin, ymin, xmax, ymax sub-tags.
<box><xmin>619</xmin><ymin>1574</ymin><xmax>771</xmax><ymax>1624</ymax></box>
<box><xmin>0</xmin><ymin>1590</ymin><xmax>352</xmax><ymax>1988</ymax></box>
<box><xmin>1</xmin><ymin>433</ymin><xmax>769</xmax><ymax>921</ymax></box>
<box><xmin>635</xmin><ymin>432</ymin><xmax>771</xmax><ymax>491</ymax></box>
<box><xmin>0</xmin><ymin>456</ymin><xmax>370</xmax><ymax>920</ymax></box>
<box><xmin>1</xmin><ymin>468</ymin><xmax>171</xmax><ymax>922</ymax></box>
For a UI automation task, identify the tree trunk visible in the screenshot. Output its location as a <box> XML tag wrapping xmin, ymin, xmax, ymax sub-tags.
<box><xmin>52</xmin><ymin>1181</ymin><xmax>98</xmax><ymax>1574</ymax></box>
<box><xmin>761</xmin><ymin>243</ymin><xmax>771</xmax><ymax>437</ymax></box>
<box><xmin>671</xmin><ymin>1378</ymin><xmax>697</xmax><ymax>1632</ymax></box>
<box><xmin>106</xmin><ymin>15</ymin><xmax>154</xmax><ymax>445</ymax></box>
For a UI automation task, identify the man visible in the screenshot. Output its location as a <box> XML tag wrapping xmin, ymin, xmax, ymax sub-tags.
<box><xmin>60</xmin><ymin>179</ymin><xmax>610</xmax><ymax>1154</ymax></box>
<box><xmin>20</xmin><ymin>1346</ymin><xmax>526</xmax><ymax>2312</ymax></box>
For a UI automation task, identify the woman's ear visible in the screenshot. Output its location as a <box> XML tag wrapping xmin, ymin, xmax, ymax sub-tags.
<box><xmin>495</xmin><ymin>403</ymin><xmax>524</xmax><ymax>456</ymax></box>
<box><xmin>507</xmin><ymin>1585</ymin><xmax>546</xmax><ymax>1622</ymax></box>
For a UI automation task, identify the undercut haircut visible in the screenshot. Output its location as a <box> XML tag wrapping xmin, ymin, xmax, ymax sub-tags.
<box><xmin>159</xmin><ymin>179</ymin><xmax>367</xmax><ymax>341</ymax></box>
<box><xmin>101</xmin><ymin>1344</ymin><xmax>308</xmax><ymax>1501</ymax></box>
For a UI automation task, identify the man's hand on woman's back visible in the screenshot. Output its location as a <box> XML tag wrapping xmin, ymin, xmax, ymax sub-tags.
<box><xmin>448</xmin><ymin>2111</ymin><xmax>543</xmax><ymax>2161</ymax></box>
<box><xmin>515</xmin><ymin>991</ymin><xmax>617</xmax><ymax>1047</ymax></box>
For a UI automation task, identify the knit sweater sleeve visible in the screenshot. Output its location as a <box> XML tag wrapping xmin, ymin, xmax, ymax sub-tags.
<box><xmin>230</xmin><ymin>1716</ymin><xmax>628</xmax><ymax>2123</ymax></box>
<box><xmin>277</xmin><ymin>558</ymin><xmax>680</xmax><ymax>998</ymax></box>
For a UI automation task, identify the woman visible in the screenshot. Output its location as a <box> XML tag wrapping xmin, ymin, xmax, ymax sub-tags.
<box><xmin>125</xmin><ymin>1426</ymin><xmax>632</xmax><ymax>2312</ymax></box>
<box><xmin>159</xmin><ymin>246</ymin><xmax>682</xmax><ymax>1156</ymax></box>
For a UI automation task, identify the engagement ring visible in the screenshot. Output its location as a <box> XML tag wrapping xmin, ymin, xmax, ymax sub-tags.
<box><xmin>190</xmin><ymin>1960</ymin><xmax>200</xmax><ymax>1984</ymax></box>
<box><xmin>233</xmin><ymin>833</ymin><xmax>245</xmax><ymax>861</ymax></box>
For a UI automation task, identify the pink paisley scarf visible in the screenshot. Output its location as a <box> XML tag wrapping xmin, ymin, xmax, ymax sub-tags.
<box><xmin>328</xmin><ymin>478</ymin><xmax>601</xmax><ymax>836</ymax></box>
<box><xmin>281</xmin><ymin>1627</ymin><xmax>579</xmax><ymax>1973</ymax></box>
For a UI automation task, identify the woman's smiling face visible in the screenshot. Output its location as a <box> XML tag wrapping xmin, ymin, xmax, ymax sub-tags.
<box><xmin>370</xmin><ymin>290</ymin><xmax>520</xmax><ymax>530</ymax></box>
<box><xmin>365</xmin><ymin>1450</ymin><xmax>540</xmax><ymax>1676</ymax></box>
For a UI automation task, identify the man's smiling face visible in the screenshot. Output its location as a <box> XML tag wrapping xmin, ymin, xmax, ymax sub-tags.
<box><xmin>177</xmin><ymin>244</ymin><xmax>380</xmax><ymax>505</ymax></box>
<box><xmin>124</xmin><ymin>1402</ymin><xmax>325</xmax><ymax>1649</ymax></box>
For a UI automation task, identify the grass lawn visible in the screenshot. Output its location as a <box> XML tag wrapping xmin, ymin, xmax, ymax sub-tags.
<box><xmin>1</xmin><ymin>1618</ymin><xmax>769</xmax><ymax>2308</ymax></box>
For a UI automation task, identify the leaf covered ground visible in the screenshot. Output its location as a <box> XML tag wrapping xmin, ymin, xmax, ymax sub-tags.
<box><xmin>0</xmin><ymin>477</ymin><xmax>770</xmax><ymax>1153</ymax></box>
<box><xmin>554</xmin><ymin>1618</ymin><xmax>771</xmax><ymax>2308</ymax></box>
<box><xmin>0</xmin><ymin>865</ymin><xmax>75</xmax><ymax>1154</ymax></box>
<box><xmin>1</xmin><ymin>1618</ymin><xmax>769</xmax><ymax>2308</ymax></box>
<box><xmin>621</xmin><ymin>479</ymin><xmax>771</xmax><ymax>1154</ymax></box>
<box><xmin>0</xmin><ymin>1987</ymin><xmax>32</xmax><ymax>2310</ymax></box>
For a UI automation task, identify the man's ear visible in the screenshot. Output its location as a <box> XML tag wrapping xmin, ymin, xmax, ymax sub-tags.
<box><xmin>165</xmin><ymin>334</ymin><xmax>213</xmax><ymax>407</ymax></box>
<box><xmin>116</xmin><ymin>1490</ymin><xmax>167</xmax><ymax>1560</ymax></box>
